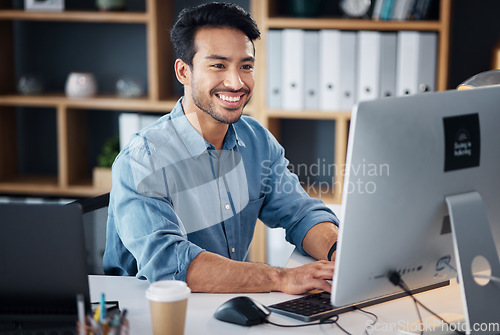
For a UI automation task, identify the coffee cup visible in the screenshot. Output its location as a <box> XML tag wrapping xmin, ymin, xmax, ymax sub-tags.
<box><xmin>145</xmin><ymin>280</ymin><xmax>191</xmax><ymax>335</ymax></box>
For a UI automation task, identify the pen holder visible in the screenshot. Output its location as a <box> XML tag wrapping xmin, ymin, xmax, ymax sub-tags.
<box><xmin>77</xmin><ymin>316</ymin><xmax>129</xmax><ymax>335</ymax></box>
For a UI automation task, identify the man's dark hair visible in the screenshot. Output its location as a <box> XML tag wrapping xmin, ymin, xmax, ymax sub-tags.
<box><xmin>170</xmin><ymin>2</ymin><xmax>261</xmax><ymax>66</ymax></box>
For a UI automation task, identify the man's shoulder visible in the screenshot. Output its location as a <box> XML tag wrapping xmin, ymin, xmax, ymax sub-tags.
<box><xmin>120</xmin><ymin>113</ymin><xmax>178</xmax><ymax>157</ymax></box>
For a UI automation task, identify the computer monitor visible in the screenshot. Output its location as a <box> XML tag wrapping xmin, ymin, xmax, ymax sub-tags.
<box><xmin>331</xmin><ymin>86</ymin><xmax>500</xmax><ymax>324</ymax></box>
<box><xmin>0</xmin><ymin>202</ymin><xmax>91</xmax><ymax>326</ymax></box>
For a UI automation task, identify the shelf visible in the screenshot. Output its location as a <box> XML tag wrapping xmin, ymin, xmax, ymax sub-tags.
<box><xmin>0</xmin><ymin>94</ymin><xmax>177</xmax><ymax>112</ymax></box>
<box><xmin>0</xmin><ymin>10</ymin><xmax>149</xmax><ymax>23</ymax></box>
<box><xmin>266</xmin><ymin>17</ymin><xmax>443</xmax><ymax>31</ymax></box>
<box><xmin>0</xmin><ymin>175</ymin><xmax>106</xmax><ymax>197</ymax></box>
<box><xmin>267</xmin><ymin>109</ymin><xmax>351</xmax><ymax>120</ymax></box>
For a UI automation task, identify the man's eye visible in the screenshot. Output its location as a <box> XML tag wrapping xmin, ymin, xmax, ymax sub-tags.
<box><xmin>241</xmin><ymin>64</ymin><xmax>253</xmax><ymax>70</ymax></box>
<box><xmin>212</xmin><ymin>64</ymin><xmax>225</xmax><ymax>69</ymax></box>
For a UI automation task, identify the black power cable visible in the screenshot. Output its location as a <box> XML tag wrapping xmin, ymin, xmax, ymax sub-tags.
<box><xmin>388</xmin><ymin>271</ymin><xmax>465</xmax><ymax>335</ymax></box>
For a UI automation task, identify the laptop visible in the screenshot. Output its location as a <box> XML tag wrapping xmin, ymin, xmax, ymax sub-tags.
<box><xmin>0</xmin><ymin>202</ymin><xmax>91</xmax><ymax>333</ymax></box>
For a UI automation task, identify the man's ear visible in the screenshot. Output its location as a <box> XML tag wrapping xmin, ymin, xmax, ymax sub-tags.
<box><xmin>174</xmin><ymin>58</ymin><xmax>191</xmax><ymax>86</ymax></box>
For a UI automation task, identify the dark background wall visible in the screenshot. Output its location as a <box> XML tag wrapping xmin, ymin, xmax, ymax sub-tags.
<box><xmin>10</xmin><ymin>0</ymin><xmax>500</xmax><ymax>186</ymax></box>
<box><xmin>447</xmin><ymin>0</ymin><xmax>500</xmax><ymax>88</ymax></box>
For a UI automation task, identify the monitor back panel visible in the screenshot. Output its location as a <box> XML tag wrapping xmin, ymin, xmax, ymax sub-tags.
<box><xmin>0</xmin><ymin>203</ymin><xmax>90</xmax><ymax>322</ymax></box>
<box><xmin>332</xmin><ymin>86</ymin><xmax>500</xmax><ymax>307</ymax></box>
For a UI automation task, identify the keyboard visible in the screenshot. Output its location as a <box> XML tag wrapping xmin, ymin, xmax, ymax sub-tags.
<box><xmin>268</xmin><ymin>280</ymin><xmax>450</xmax><ymax>323</ymax></box>
<box><xmin>268</xmin><ymin>291</ymin><xmax>356</xmax><ymax>322</ymax></box>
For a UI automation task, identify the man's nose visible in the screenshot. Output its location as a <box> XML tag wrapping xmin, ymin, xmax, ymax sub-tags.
<box><xmin>223</xmin><ymin>69</ymin><xmax>244</xmax><ymax>90</ymax></box>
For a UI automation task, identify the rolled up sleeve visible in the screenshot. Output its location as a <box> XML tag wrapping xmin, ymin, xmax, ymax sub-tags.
<box><xmin>258</xmin><ymin>130</ymin><xmax>339</xmax><ymax>256</ymax></box>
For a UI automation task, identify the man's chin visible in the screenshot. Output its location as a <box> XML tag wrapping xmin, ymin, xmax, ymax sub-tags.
<box><xmin>218</xmin><ymin>110</ymin><xmax>243</xmax><ymax>124</ymax></box>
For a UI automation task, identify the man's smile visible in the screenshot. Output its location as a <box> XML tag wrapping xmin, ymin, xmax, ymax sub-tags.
<box><xmin>214</xmin><ymin>92</ymin><xmax>247</xmax><ymax>109</ymax></box>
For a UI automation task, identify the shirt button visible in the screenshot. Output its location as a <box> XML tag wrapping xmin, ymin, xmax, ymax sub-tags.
<box><xmin>225</xmin><ymin>204</ymin><xmax>230</xmax><ymax>210</ymax></box>
<box><xmin>231</xmin><ymin>248</ymin><xmax>235</xmax><ymax>253</ymax></box>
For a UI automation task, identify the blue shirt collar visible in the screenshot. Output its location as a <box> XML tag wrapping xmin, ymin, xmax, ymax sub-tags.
<box><xmin>170</xmin><ymin>98</ymin><xmax>245</xmax><ymax>158</ymax></box>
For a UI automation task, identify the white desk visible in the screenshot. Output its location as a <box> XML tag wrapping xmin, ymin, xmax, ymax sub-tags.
<box><xmin>89</xmin><ymin>252</ymin><xmax>464</xmax><ymax>334</ymax></box>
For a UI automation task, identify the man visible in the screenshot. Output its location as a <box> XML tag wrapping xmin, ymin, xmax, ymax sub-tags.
<box><xmin>103</xmin><ymin>2</ymin><xmax>339</xmax><ymax>294</ymax></box>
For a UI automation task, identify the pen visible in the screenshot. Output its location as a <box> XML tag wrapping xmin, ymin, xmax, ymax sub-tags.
<box><xmin>76</xmin><ymin>294</ymin><xmax>85</xmax><ymax>335</ymax></box>
<box><xmin>116</xmin><ymin>309</ymin><xmax>128</xmax><ymax>335</ymax></box>
<box><xmin>93</xmin><ymin>305</ymin><xmax>101</xmax><ymax>324</ymax></box>
<box><xmin>100</xmin><ymin>293</ymin><xmax>106</xmax><ymax>324</ymax></box>
<box><xmin>88</xmin><ymin>314</ymin><xmax>99</xmax><ymax>335</ymax></box>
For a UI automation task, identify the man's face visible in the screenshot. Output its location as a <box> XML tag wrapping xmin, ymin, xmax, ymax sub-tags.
<box><xmin>188</xmin><ymin>27</ymin><xmax>255</xmax><ymax>125</ymax></box>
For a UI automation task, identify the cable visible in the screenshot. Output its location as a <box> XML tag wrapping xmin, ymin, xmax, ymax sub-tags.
<box><xmin>264</xmin><ymin>315</ymin><xmax>338</xmax><ymax>328</ymax></box>
<box><xmin>335</xmin><ymin>321</ymin><xmax>352</xmax><ymax>335</ymax></box>
<box><xmin>388</xmin><ymin>271</ymin><xmax>465</xmax><ymax>335</ymax></box>
<box><xmin>265</xmin><ymin>315</ymin><xmax>352</xmax><ymax>334</ymax></box>
<box><xmin>354</xmin><ymin>306</ymin><xmax>379</xmax><ymax>335</ymax></box>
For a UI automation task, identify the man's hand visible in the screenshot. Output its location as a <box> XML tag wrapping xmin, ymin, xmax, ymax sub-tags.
<box><xmin>276</xmin><ymin>260</ymin><xmax>334</xmax><ymax>295</ymax></box>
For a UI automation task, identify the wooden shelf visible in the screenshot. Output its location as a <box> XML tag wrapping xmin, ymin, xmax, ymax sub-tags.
<box><xmin>0</xmin><ymin>94</ymin><xmax>178</xmax><ymax>112</ymax></box>
<box><xmin>267</xmin><ymin>109</ymin><xmax>351</xmax><ymax>120</ymax></box>
<box><xmin>266</xmin><ymin>17</ymin><xmax>443</xmax><ymax>31</ymax></box>
<box><xmin>0</xmin><ymin>9</ymin><xmax>149</xmax><ymax>23</ymax></box>
<box><xmin>0</xmin><ymin>175</ymin><xmax>107</xmax><ymax>197</ymax></box>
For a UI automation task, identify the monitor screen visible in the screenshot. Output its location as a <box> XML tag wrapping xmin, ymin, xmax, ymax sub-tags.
<box><xmin>331</xmin><ymin>86</ymin><xmax>500</xmax><ymax>308</ymax></box>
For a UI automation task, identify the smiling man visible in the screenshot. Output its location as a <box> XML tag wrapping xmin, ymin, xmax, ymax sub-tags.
<box><xmin>104</xmin><ymin>2</ymin><xmax>340</xmax><ymax>294</ymax></box>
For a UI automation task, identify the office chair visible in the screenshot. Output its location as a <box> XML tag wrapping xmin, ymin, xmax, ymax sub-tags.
<box><xmin>73</xmin><ymin>193</ymin><xmax>110</xmax><ymax>275</ymax></box>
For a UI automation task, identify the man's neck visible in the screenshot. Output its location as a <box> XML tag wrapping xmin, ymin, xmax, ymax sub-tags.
<box><xmin>181</xmin><ymin>98</ymin><xmax>229</xmax><ymax>151</ymax></box>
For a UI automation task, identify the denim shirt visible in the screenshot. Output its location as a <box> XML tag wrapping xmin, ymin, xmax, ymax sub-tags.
<box><xmin>103</xmin><ymin>99</ymin><xmax>339</xmax><ymax>282</ymax></box>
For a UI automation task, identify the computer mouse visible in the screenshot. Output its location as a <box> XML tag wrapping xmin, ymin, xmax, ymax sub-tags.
<box><xmin>214</xmin><ymin>296</ymin><xmax>271</xmax><ymax>326</ymax></box>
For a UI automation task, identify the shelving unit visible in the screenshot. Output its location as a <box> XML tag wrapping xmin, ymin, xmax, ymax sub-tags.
<box><xmin>250</xmin><ymin>0</ymin><xmax>451</xmax><ymax>205</ymax></box>
<box><xmin>0</xmin><ymin>0</ymin><xmax>176</xmax><ymax>197</ymax></box>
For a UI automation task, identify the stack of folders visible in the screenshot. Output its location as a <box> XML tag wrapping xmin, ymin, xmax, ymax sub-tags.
<box><xmin>266</xmin><ymin>29</ymin><xmax>437</xmax><ymax>112</ymax></box>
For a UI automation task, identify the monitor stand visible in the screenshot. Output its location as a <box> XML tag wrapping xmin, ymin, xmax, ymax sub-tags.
<box><xmin>445</xmin><ymin>191</ymin><xmax>500</xmax><ymax>335</ymax></box>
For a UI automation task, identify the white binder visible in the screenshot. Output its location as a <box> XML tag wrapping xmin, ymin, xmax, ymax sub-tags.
<box><xmin>379</xmin><ymin>32</ymin><xmax>397</xmax><ymax>99</ymax></box>
<box><xmin>339</xmin><ymin>31</ymin><xmax>357</xmax><ymax>111</ymax></box>
<box><xmin>357</xmin><ymin>31</ymin><xmax>381</xmax><ymax>102</ymax></box>
<box><xmin>282</xmin><ymin>29</ymin><xmax>304</xmax><ymax>110</ymax></box>
<box><xmin>266</xmin><ymin>29</ymin><xmax>282</xmax><ymax>109</ymax></box>
<box><xmin>396</xmin><ymin>31</ymin><xmax>437</xmax><ymax>96</ymax></box>
<box><xmin>319</xmin><ymin>29</ymin><xmax>341</xmax><ymax>111</ymax></box>
<box><xmin>417</xmin><ymin>32</ymin><xmax>437</xmax><ymax>94</ymax></box>
<box><xmin>119</xmin><ymin>113</ymin><xmax>160</xmax><ymax>150</ymax></box>
<box><xmin>119</xmin><ymin>113</ymin><xmax>140</xmax><ymax>150</ymax></box>
<box><xmin>304</xmin><ymin>30</ymin><xmax>320</xmax><ymax>110</ymax></box>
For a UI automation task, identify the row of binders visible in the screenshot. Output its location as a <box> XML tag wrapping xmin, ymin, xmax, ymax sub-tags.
<box><xmin>267</xmin><ymin>29</ymin><xmax>437</xmax><ymax>111</ymax></box>
<box><xmin>372</xmin><ymin>0</ymin><xmax>436</xmax><ymax>21</ymax></box>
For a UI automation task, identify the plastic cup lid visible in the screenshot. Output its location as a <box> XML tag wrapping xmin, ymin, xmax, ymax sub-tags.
<box><xmin>145</xmin><ymin>280</ymin><xmax>191</xmax><ymax>302</ymax></box>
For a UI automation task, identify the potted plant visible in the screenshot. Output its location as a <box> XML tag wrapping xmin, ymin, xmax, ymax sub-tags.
<box><xmin>93</xmin><ymin>136</ymin><xmax>120</xmax><ymax>190</ymax></box>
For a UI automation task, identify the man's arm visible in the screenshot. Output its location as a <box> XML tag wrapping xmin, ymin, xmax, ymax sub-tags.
<box><xmin>186</xmin><ymin>251</ymin><xmax>334</xmax><ymax>294</ymax></box>
<box><xmin>302</xmin><ymin>222</ymin><xmax>339</xmax><ymax>261</ymax></box>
